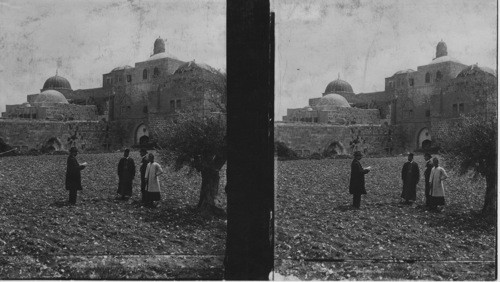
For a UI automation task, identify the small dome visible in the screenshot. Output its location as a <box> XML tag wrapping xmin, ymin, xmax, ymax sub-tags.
<box><xmin>33</xmin><ymin>90</ymin><xmax>69</xmax><ymax>107</ymax></box>
<box><xmin>436</xmin><ymin>40</ymin><xmax>448</xmax><ymax>58</ymax></box>
<box><xmin>42</xmin><ymin>75</ymin><xmax>72</xmax><ymax>91</ymax></box>
<box><xmin>315</xmin><ymin>94</ymin><xmax>351</xmax><ymax>109</ymax></box>
<box><xmin>324</xmin><ymin>78</ymin><xmax>354</xmax><ymax>95</ymax></box>
<box><xmin>457</xmin><ymin>64</ymin><xmax>496</xmax><ymax>78</ymax></box>
<box><xmin>153</xmin><ymin>37</ymin><xmax>166</xmax><ymax>55</ymax></box>
<box><xmin>174</xmin><ymin>61</ymin><xmax>219</xmax><ymax>74</ymax></box>
<box><xmin>112</xmin><ymin>65</ymin><xmax>132</xmax><ymax>72</ymax></box>
<box><xmin>394</xmin><ymin>69</ymin><xmax>415</xmax><ymax>76</ymax></box>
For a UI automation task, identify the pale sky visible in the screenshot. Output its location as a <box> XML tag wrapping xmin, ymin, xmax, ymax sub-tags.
<box><xmin>0</xmin><ymin>0</ymin><xmax>225</xmax><ymax>112</ymax></box>
<box><xmin>273</xmin><ymin>0</ymin><xmax>497</xmax><ymax>120</ymax></box>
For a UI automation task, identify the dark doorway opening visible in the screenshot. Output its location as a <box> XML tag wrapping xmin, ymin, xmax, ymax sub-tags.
<box><xmin>323</xmin><ymin>141</ymin><xmax>345</xmax><ymax>158</ymax></box>
<box><xmin>422</xmin><ymin>139</ymin><xmax>432</xmax><ymax>150</ymax></box>
<box><xmin>139</xmin><ymin>135</ymin><xmax>150</xmax><ymax>145</ymax></box>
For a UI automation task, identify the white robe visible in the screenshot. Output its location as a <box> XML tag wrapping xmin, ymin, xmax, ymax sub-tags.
<box><xmin>429</xmin><ymin>166</ymin><xmax>448</xmax><ymax>197</ymax></box>
<box><xmin>145</xmin><ymin>162</ymin><xmax>163</xmax><ymax>193</ymax></box>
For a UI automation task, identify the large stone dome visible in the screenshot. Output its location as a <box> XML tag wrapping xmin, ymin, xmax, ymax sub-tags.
<box><xmin>42</xmin><ymin>75</ymin><xmax>72</xmax><ymax>92</ymax></box>
<box><xmin>324</xmin><ymin>78</ymin><xmax>354</xmax><ymax>95</ymax></box>
<box><xmin>315</xmin><ymin>94</ymin><xmax>351</xmax><ymax>109</ymax></box>
<box><xmin>33</xmin><ymin>90</ymin><xmax>69</xmax><ymax>107</ymax></box>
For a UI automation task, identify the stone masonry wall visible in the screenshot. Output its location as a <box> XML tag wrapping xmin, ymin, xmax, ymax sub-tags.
<box><xmin>42</xmin><ymin>104</ymin><xmax>98</xmax><ymax>120</ymax></box>
<box><xmin>275</xmin><ymin>122</ymin><xmax>403</xmax><ymax>157</ymax></box>
<box><xmin>324</xmin><ymin>108</ymin><xmax>380</xmax><ymax>125</ymax></box>
<box><xmin>0</xmin><ymin>119</ymin><xmax>118</xmax><ymax>152</ymax></box>
<box><xmin>429</xmin><ymin>117</ymin><xmax>462</xmax><ymax>146</ymax></box>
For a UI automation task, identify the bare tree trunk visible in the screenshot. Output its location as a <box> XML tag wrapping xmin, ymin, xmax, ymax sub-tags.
<box><xmin>197</xmin><ymin>168</ymin><xmax>224</xmax><ymax>216</ymax></box>
<box><xmin>482</xmin><ymin>174</ymin><xmax>497</xmax><ymax>214</ymax></box>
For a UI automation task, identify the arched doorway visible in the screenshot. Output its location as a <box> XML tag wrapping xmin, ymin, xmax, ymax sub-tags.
<box><xmin>417</xmin><ymin>128</ymin><xmax>432</xmax><ymax>149</ymax></box>
<box><xmin>135</xmin><ymin>124</ymin><xmax>149</xmax><ymax>145</ymax></box>
<box><xmin>43</xmin><ymin>137</ymin><xmax>63</xmax><ymax>152</ymax></box>
<box><xmin>323</xmin><ymin>141</ymin><xmax>345</xmax><ymax>157</ymax></box>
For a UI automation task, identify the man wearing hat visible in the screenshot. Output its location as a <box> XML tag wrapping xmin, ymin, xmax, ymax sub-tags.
<box><xmin>139</xmin><ymin>148</ymin><xmax>149</xmax><ymax>203</ymax></box>
<box><xmin>401</xmin><ymin>153</ymin><xmax>420</xmax><ymax>205</ymax></box>
<box><xmin>65</xmin><ymin>147</ymin><xmax>86</xmax><ymax>204</ymax></box>
<box><xmin>117</xmin><ymin>149</ymin><xmax>136</xmax><ymax>200</ymax></box>
<box><xmin>349</xmin><ymin>151</ymin><xmax>371</xmax><ymax>209</ymax></box>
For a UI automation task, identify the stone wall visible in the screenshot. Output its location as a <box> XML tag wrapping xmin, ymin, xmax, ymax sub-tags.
<box><xmin>285</xmin><ymin>107</ymin><xmax>380</xmax><ymax>125</ymax></box>
<box><xmin>429</xmin><ymin>117</ymin><xmax>462</xmax><ymax>145</ymax></box>
<box><xmin>0</xmin><ymin>119</ymin><xmax>119</xmax><ymax>152</ymax></box>
<box><xmin>323</xmin><ymin>107</ymin><xmax>380</xmax><ymax>125</ymax></box>
<box><xmin>275</xmin><ymin>122</ymin><xmax>403</xmax><ymax>157</ymax></box>
<box><xmin>148</xmin><ymin>112</ymin><xmax>174</xmax><ymax>142</ymax></box>
<box><xmin>41</xmin><ymin>104</ymin><xmax>98</xmax><ymax>120</ymax></box>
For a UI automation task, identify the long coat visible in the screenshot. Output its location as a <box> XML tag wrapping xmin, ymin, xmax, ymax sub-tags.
<box><xmin>401</xmin><ymin>161</ymin><xmax>420</xmax><ymax>201</ymax></box>
<box><xmin>140</xmin><ymin>155</ymin><xmax>149</xmax><ymax>191</ymax></box>
<box><xmin>349</xmin><ymin>159</ymin><xmax>369</xmax><ymax>195</ymax></box>
<box><xmin>430</xmin><ymin>166</ymin><xmax>448</xmax><ymax>197</ymax></box>
<box><xmin>65</xmin><ymin>155</ymin><xmax>85</xmax><ymax>191</ymax></box>
<box><xmin>145</xmin><ymin>162</ymin><xmax>163</xmax><ymax>193</ymax></box>
<box><xmin>424</xmin><ymin>160</ymin><xmax>433</xmax><ymax>197</ymax></box>
<box><xmin>117</xmin><ymin>157</ymin><xmax>136</xmax><ymax>196</ymax></box>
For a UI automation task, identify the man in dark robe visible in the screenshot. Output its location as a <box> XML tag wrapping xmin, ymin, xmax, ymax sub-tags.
<box><xmin>139</xmin><ymin>148</ymin><xmax>149</xmax><ymax>203</ymax></box>
<box><xmin>423</xmin><ymin>153</ymin><xmax>433</xmax><ymax>206</ymax></box>
<box><xmin>349</xmin><ymin>151</ymin><xmax>371</xmax><ymax>209</ymax></box>
<box><xmin>65</xmin><ymin>147</ymin><xmax>86</xmax><ymax>204</ymax></box>
<box><xmin>117</xmin><ymin>149</ymin><xmax>136</xmax><ymax>200</ymax></box>
<box><xmin>401</xmin><ymin>153</ymin><xmax>420</xmax><ymax>204</ymax></box>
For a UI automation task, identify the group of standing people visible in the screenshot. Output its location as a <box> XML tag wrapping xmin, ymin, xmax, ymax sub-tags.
<box><xmin>349</xmin><ymin>151</ymin><xmax>449</xmax><ymax>211</ymax></box>
<box><xmin>65</xmin><ymin>147</ymin><xmax>164</xmax><ymax>207</ymax></box>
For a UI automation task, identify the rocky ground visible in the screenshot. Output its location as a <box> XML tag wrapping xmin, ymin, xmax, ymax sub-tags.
<box><xmin>275</xmin><ymin>155</ymin><xmax>496</xmax><ymax>280</ymax></box>
<box><xmin>0</xmin><ymin>151</ymin><xmax>226</xmax><ymax>279</ymax></box>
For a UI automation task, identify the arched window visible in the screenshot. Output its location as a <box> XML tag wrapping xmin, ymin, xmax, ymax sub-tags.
<box><xmin>436</xmin><ymin>71</ymin><xmax>442</xmax><ymax>81</ymax></box>
<box><xmin>153</xmin><ymin>67</ymin><xmax>160</xmax><ymax>78</ymax></box>
<box><xmin>143</xmin><ymin>69</ymin><xmax>148</xmax><ymax>80</ymax></box>
<box><xmin>425</xmin><ymin>72</ymin><xmax>431</xmax><ymax>83</ymax></box>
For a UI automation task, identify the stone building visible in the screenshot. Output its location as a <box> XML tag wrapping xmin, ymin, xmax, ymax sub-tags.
<box><xmin>385</xmin><ymin>41</ymin><xmax>496</xmax><ymax>150</ymax></box>
<box><xmin>148</xmin><ymin>61</ymin><xmax>226</xmax><ymax>136</ymax></box>
<box><xmin>277</xmin><ymin>41</ymin><xmax>496</xmax><ymax>156</ymax></box>
<box><xmin>278</xmin><ymin>77</ymin><xmax>395</xmax><ymax>157</ymax></box>
<box><xmin>3</xmin><ymin>75</ymin><xmax>98</xmax><ymax>121</ymax></box>
<box><xmin>0</xmin><ymin>37</ymin><xmax>225</xmax><ymax>152</ymax></box>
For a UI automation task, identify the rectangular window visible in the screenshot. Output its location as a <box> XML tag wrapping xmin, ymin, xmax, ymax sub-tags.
<box><xmin>106</xmin><ymin>77</ymin><xmax>111</xmax><ymax>85</ymax></box>
<box><xmin>170</xmin><ymin>100</ymin><xmax>175</xmax><ymax>111</ymax></box>
<box><xmin>409</xmin><ymin>78</ymin><xmax>414</xmax><ymax>86</ymax></box>
<box><xmin>425</xmin><ymin>110</ymin><xmax>430</xmax><ymax>117</ymax></box>
<box><xmin>176</xmin><ymin>99</ymin><xmax>181</xmax><ymax>109</ymax></box>
<box><xmin>459</xmin><ymin>103</ymin><xmax>464</xmax><ymax>113</ymax></box>
<box><xmin>126</xmin><ymin>75</ymin><xmax>131</xmax><ymax>82</ymax></box>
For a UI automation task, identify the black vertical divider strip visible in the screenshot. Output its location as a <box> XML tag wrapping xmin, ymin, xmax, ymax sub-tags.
<box><xmin>225</xmin><ymin>0</ymin><xmax>274</xmax><ymax>280</ymax></box>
